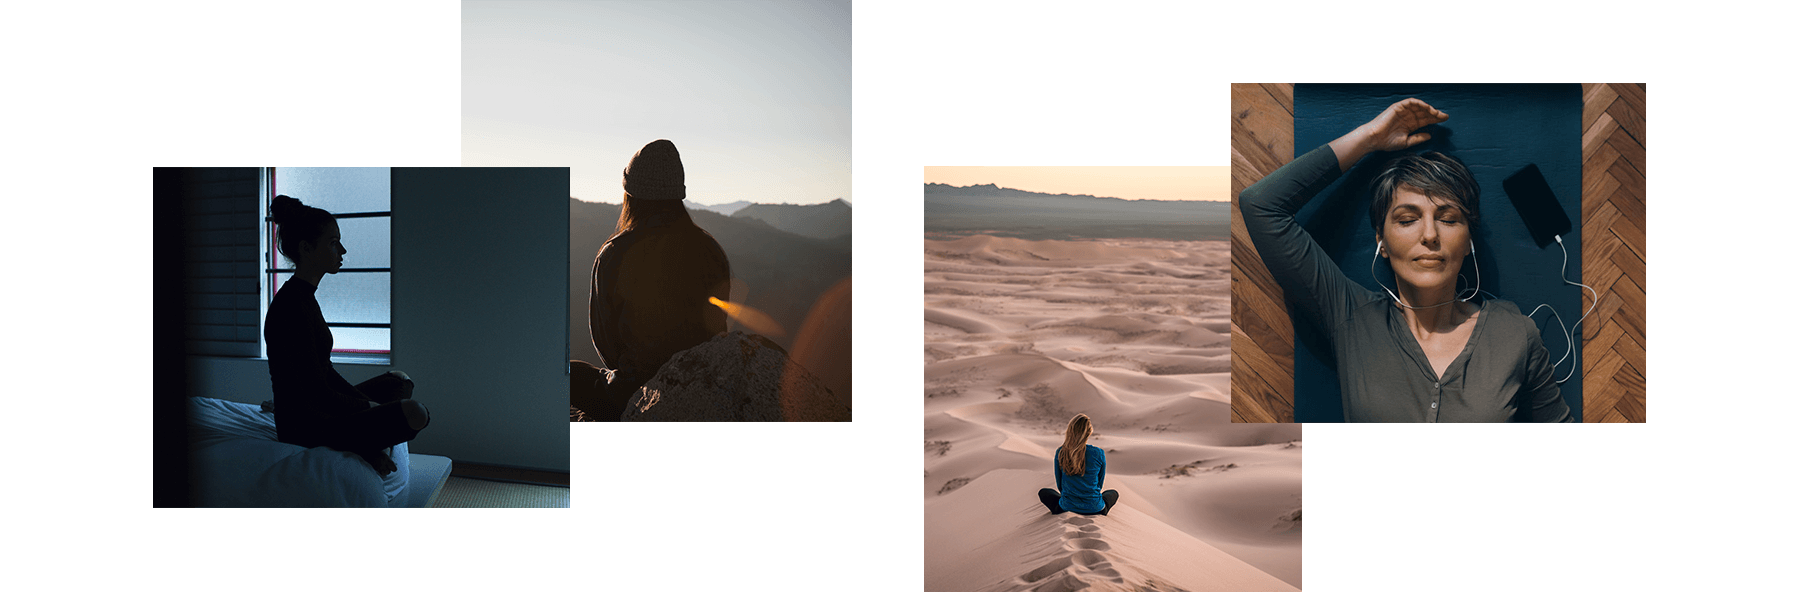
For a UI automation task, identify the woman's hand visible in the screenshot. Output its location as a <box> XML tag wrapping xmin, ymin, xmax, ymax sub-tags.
<box><xmin>374</xmin><ymin>456</ymin><xmax>398</xmax><ymax>476</ymax></box>
<box><xmin>1329</xmin><ymin>98</ymin><xmax>1449</xmax><ymax>171</ymax></box>
<box><xmin>363</xmin><ymin>450</ymin><xmax>399</xmax><ymax>476</ymax></box>
<box><xmin>1361</xmin><ymin>98</ymin><xmax>1448</xmax><ymax>151</ymax></box>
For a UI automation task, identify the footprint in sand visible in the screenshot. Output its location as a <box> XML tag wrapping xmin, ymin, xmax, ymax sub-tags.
<box><xmin>1015</xmin><ymin>514</ymin><xmax>1125</xmax><ymax>590</ymax></box>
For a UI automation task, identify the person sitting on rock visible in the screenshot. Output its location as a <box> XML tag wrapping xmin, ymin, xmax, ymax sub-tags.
<box><xmin>571</xmin><ymin>139</ymin><xmax>732</xmax><ymax>420</ymax></box>
<box><xmin>1039</xmin><ymin>413</ymin><xmax>1120</xmax><ymax>515</ymax></box>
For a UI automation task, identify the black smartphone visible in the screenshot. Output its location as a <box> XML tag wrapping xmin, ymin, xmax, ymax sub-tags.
<box><xmin>1502</xmin><ymin>163</ymin><xmax>1572</xmax><ymax>249</ymax></box>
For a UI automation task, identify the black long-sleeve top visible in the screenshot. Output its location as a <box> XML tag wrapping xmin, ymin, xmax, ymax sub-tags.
<box><xmin>265</xmin><ymin>277</ymin><xmax>373</xmax><ymax>446</ymax></box>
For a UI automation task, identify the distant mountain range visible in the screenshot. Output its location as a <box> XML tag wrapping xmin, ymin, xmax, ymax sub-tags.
<box><xmin>732</xmin><ymin>199</ymin><xmax>851</xmax><ymax>240</ymax></box>
<box><xmin>925</xmin><ymin>183</ymin><xmax>1229</xmax><ymax>241</ymax></box>
<box><xmin>683</xmin><ymin>199</ymin><xmax>850</xmax><ymax>239</ymax></box>
<box><xmin>688</xmin><ymin>200</ymin><xmax>754</xmax><ymax>216</ymax></box>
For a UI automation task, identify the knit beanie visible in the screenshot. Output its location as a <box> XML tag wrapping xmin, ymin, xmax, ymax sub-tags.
<box><xmin>622</xmin><ymin>139</ymin><xmax>686</xmax><ymax>201</ymax></box>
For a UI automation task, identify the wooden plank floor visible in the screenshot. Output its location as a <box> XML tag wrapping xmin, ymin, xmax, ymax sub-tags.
<box><xmin>1228</xmin><ymin>83</ymin><xmax>1648</xmax><ymax>423</ymax></box>
<box><xmin>1578</xmin><ymin>83</ymin><xmax>1648</xmax><ymax>423</ymax></box>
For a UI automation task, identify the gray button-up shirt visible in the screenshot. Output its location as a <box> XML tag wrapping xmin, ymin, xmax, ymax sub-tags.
<box><xmin>1241</xmin><ymin>145</ymin><xmax>1574</xmax><ymax>423</ymax></box>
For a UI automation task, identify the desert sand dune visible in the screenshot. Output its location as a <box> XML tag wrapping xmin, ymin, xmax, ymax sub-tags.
<box><xmin>926</xmin><ymin>470</ymin><xmax>1298</xmax><ymax>592</ymax></box>
<box><xmin>926</xmin><ymin>236</ymin><xmax>1301</xmax><ymax>589</ymax></box>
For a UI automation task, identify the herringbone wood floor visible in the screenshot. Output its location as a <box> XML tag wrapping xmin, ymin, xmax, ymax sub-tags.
<box><xmin>1228</xmin><ymin>83</ymin><xmax>1647</xmax><ymax>423</ymax></box>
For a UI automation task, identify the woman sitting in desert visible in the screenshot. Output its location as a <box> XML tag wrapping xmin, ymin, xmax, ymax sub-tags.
<box><xmin>1038</xmin><ymin>414</ymin><xmax>1120</xmax><ymax>516</ymax></box>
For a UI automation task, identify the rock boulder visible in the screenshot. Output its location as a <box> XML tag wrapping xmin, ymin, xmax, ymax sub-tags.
<box><xmin>621</xmin><ymin>331</ymin><xmax>850</xmax><ymax>421</ymax></box>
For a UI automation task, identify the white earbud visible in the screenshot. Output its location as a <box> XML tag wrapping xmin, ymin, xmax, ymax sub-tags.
<box><xmin>1370</xmin><ymin>238</ymin><xmax>1479</xmax><ymax>310</ymax></box>
<box><xmin>1378</xmin><ymin>232</ymin><xmax>1591</xmax><ymax>386</ymax></box>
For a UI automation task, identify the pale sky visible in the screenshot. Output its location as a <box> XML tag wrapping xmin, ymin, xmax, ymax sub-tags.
<box><xmin>923</xmin><ymin>166</ymin><xmax>1229</xmax><ymax>201</ymax></box>
<box><xmin>462</xmin><ymin>0</ymin><xmax>850</xmax><ymax>205</ymax></box>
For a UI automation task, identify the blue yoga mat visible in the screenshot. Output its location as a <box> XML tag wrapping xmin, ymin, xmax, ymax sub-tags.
<box><xmin>1290</xmin><ymin>83</ymin><xmax>1584</xmax><ymax>422</ymax></box>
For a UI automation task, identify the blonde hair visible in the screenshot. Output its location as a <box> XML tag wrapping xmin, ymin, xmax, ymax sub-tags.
<box><xmin>1058</xmin><ymin>414</ymin><xmax>1094</xmax><ymax>475</ymax></box>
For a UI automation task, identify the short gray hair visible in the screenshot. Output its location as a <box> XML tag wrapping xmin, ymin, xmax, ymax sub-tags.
<box><xmin>1368</xmin><ymin>151</ymin><xmax>1480</xmax><ymax>236</ymax></box>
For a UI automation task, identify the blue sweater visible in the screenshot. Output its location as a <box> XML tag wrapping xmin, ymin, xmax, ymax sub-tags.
<box><xmin>1053</xmin><ymin>445</ymin><xmax>1106</xmax><ymax>513</ymax></box>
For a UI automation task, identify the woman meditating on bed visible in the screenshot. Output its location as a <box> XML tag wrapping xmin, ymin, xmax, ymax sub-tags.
<box><xmin>1038</xmin><ymin>414</ymin><xmax>1120</xmax><ymax>516</ymax></box>
<box><xmin>266</xmin><ymin>195</ymin><xmax>430</xmax><ymax>475</ymax></box>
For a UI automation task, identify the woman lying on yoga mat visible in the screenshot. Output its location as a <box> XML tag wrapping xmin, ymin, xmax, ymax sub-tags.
<box><xmin>1240</xmin><ymin>98</ymin><xmax>1572</xmax><ymax>422</ymax></box>
<box><xmin>266</xmin><ymin>195</ymin><xmax>431</xmax><ymax>475</ymax></box>
<box><xmin>1039</xmin><ymin>414</ymin><xmax>1120</xmax><ymax>516</ymax></box>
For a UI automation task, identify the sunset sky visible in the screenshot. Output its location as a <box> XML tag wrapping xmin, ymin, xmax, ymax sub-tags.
<box><xmin>924</xmin><ymin>166</ymin><xmax>1229</xmax><ymax>201</ymax></box>
<box><xmin>462</xmin><ymin>1</ymin><xmax>850</xmax><ymax>205</ymax></box>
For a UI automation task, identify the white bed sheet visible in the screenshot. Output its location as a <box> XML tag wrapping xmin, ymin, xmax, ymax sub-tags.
<box><xmin>187</xmin><ymin>397</ymin><xmax>408</xmax><ymax>507</ymax></box>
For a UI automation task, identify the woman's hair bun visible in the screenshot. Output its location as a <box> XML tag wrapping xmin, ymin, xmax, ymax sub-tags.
<box><xmin>271</xmin><ymin>194</ymin><xmax>303</xmax><ymax>224</ymax></box>
<box><xmin>269</xmin><ymin>194</ymin><xmax>334</xmax><ymax>262</ymax></box>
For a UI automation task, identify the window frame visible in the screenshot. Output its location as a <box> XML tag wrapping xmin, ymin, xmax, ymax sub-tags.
<box><xmin>262</xmin><ymin>165</ymin><xmax>394</xmax><ymax>367</ymax></box>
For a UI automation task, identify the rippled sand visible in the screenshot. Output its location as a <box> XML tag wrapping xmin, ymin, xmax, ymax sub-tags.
<box><xmin>925</xmin><ymin>235</ymin><xmax>1301</xmax><ymax>590</ymax></box>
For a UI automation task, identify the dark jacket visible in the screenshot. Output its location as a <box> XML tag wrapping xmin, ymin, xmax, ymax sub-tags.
<box><xmin>589</xmin><ymin>210</ymin><xmax>731</xmax><ymax>392</ymax></box>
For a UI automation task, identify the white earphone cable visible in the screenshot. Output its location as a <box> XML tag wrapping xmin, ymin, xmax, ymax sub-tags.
<box><xmin>1371</xmin><ymin>239</ymin><xmax>1479</xmax><ymax>310</ymax></box>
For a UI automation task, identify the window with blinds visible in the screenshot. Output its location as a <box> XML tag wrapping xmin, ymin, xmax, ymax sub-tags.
<box><xmin>266</xmin><ymin>167</ymin><xmax>393</xmax><ymax>357</ymax></box>
<box><xmin>181</xmin><ymin>168</ymin><xmax>263</xmax><ymax>357</ymax></box>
